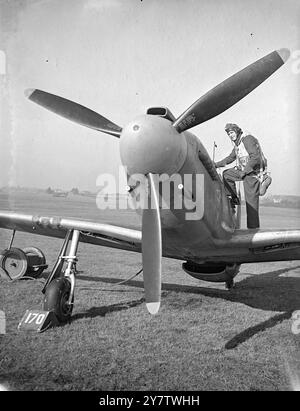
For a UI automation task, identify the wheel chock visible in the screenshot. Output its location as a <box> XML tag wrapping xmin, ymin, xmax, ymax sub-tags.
<box><xmin>18</xmin><ymin>309</ymin><xmax>60</xmax><ymax>333</ymax></box>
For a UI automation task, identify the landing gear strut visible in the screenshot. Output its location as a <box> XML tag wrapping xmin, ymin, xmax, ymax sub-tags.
<box><xmin>225</xmin><ymin>263</ymin><xmax>240</xmax><ymax>290</ymax></box>
<box><xmin>42</xmin><ymin>229</ymin><xmax>80</xmax><ymax>324</ymax></box>
<box><xmin>225</xmin><ymin>277</ymin><xmax>235</xmax><ymax>290</ymax></box>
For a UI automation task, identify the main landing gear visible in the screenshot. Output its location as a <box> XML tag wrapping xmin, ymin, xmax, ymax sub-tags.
<box><xmin>42</xmin><ymin>229</ymin><xmax>80</xmax><ymax>323</ymax></box>
<box><xmin>0</xmin><ymin>229</ymin><xmax>80</xmax><ymax>324</ymax></box>
<box><xmin>17</xmin><ymin>229</ymin><xmax>80</xmax><ymax>332</ymax></box>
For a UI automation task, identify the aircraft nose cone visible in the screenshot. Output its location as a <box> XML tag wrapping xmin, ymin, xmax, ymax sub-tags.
<box><xmin>120</xmin><ymin>115</ymin><xmax>187</xmax><ymax>176</ymax></box>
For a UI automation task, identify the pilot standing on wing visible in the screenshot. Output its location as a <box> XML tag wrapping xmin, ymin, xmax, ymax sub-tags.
<box><xmin>214</xmin><ymin>123</ymin><xmax>267</xmax><ymax>229</ymax></box>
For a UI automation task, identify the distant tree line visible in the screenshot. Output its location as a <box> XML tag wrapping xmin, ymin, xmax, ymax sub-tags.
<box><xmin>45</xmin><ymin>187</ymin><xmax>80</xmax><ymax>195</ymax></box>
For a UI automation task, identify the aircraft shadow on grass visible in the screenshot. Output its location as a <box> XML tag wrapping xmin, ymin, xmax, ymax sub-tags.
<box><xmin>72</xmin><ymin>297</ymin><xmax>145</xmax><ymax>321</ymax></box>
<box><xmin>74</xmin><ymin>264</ymin><xmax>300</xmax><ymax>348</ymax></box>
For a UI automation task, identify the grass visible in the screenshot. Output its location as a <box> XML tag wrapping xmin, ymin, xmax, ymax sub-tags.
<box><xmin>1</xmin><ymin>191</ymin><xmax>300</xmax><ymax>391</ymax></box>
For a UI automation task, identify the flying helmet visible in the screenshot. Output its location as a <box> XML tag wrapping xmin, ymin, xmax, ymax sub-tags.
<box><xmin>225</xmin><ymin>123</ymin><xmax>242</xmax><ymax>135</ymax></box>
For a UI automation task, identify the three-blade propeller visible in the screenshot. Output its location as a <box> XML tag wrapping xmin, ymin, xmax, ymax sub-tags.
<box><xmin>25</xmin><ymin>89</ymin><xmax>122</xmax><ymax>137</ymax></box>
<box><xmin>25</xmin><ymin>48</ymin><xmax>290</xmax><ymax>314</ymax></box>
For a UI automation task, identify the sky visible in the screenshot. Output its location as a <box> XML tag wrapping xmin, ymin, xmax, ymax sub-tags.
<box><xmin>0</xmin><ymin>0</ymin><xmax>300</xmax><ymax>195</ymax></box>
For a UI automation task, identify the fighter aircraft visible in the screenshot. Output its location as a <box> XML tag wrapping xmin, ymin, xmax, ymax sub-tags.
<box><xmin>0</xmin><ymin>48</ymin><xmax>298</xmax><ymax>325</ymax></box>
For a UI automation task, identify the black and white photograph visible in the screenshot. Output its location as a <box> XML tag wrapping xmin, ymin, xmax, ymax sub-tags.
<box><xmin>0</xmin><ymin>0</ymin><xmax>300</xmax><ymax>393</ymax></box>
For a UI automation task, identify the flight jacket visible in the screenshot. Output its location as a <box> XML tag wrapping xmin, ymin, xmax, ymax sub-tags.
<box><xmin>215</xmin><ymin>134</ymin><xmax>265</xmax><ymax>176</ymax></box>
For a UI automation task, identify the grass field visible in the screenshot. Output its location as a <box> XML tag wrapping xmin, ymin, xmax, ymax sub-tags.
<box><xmin>1</xmin><ymin>191</ymin><xmax>300</xmax><ymax>391</ymax></box>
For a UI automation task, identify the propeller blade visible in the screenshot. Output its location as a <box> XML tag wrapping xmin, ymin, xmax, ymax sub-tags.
<box><xmin>173</xmin><ymin>48</ymin><xmax>290</xmax><ymax>133</ymax></box>
<box><xmin>142</xmin><ymin>173</ymin><xmax>162</xmax><ymax>314</ymax></box>
<box><xmin>25</xmin><ymin>89</ymin><xmax>122</xmax><ymax>137</ymax></box>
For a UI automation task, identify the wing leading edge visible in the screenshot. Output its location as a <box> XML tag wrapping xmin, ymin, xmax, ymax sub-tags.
<box><xmin>0</xmin><ymin>211</ymin><xmax>141</xmax><ymax>253</ymax></box>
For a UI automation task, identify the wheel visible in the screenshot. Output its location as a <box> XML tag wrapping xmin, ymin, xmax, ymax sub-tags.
<box><xmin>225</xmin><ymin>264</ymin><xmax>240</xmax><ymax>290</ymax></box>
<box><xmin>0</xmin><ymin>247</ymin><xmax>28</xmax><ymax>280</ymax></box>
<box><xmin>225</xmin><ymin>277</ymin><xmax>235</xmax><ymax>290</ymax></box>
<box><xmin>0</xmin><ymin>250</ymin><xmax>11</xmax><ymax>280</ymax></box>
<box><xmin>23</xmin><ymin>246</ymin><xmax>47</xmax><ymax>278</ymax></box>
<box><xmin>43</xmin><ymin>277</ymin><xmax>73</xmax><ymax>323</ymax></box>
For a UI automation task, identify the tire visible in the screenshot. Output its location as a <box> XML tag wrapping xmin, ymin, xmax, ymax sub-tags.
<box><xmin>0</xmin><ymin>247</ymin><xmax>28</xmax><ymax>280</ymax></box>
<box><xmin>23</xmin><ymin>247</ymin><xmax>47</xmax><ymax>278</ymax></box>
<box><xmin>225</xmin><ymin>264</ymin><xmax>240</xmax><ymax>290</ymax></box>
<box><xmin>0</xmin><ymin>250</ymin><xmax>11</xmax><ymax>280</ymax></box>
<box><xmin>43</xmin><ymin>278</ymin><xmax>73</xmax><ymax>323</ymax></box>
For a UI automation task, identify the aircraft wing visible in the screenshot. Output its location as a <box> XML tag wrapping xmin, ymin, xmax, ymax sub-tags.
<box><xmin>0</xmin><ymin>211</ymin><xmax>141</xmax><ymax>253</ymax></box>
<box><xmin>212</xmin><ymin>228</ymin><xmax>300</xmax><ymax>264</ymax></box>
<box><xmin>1</xmin><ymin>210</ymin><xmax>300</xmax><ymax>264</ymax></box>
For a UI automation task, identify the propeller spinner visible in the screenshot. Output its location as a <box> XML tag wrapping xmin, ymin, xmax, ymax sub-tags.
<box><xmin>119</xmin><ymin>114</ymin><xmax>187</xmax><ymax>176</ymax></box>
